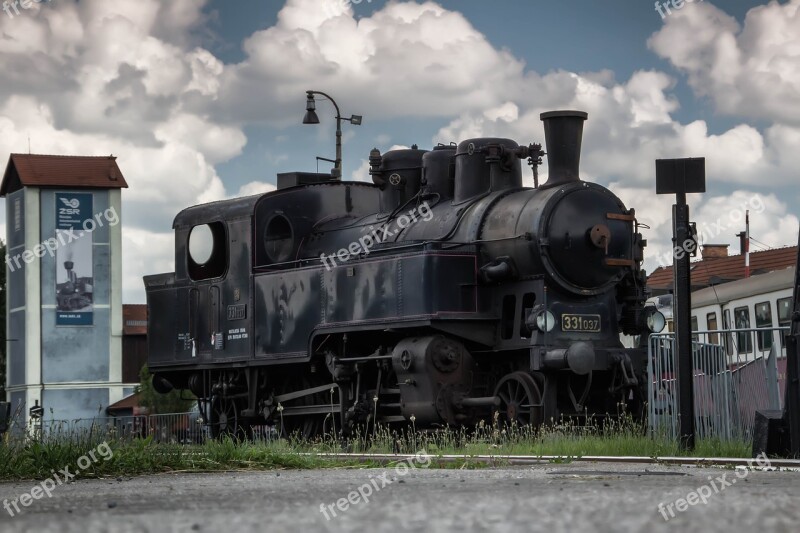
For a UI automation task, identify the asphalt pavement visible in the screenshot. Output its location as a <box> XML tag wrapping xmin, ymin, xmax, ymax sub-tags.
<box><xmin>0</xmin><ymin>461</ymin><xmax>798</xmax><ymax>532</ymax></box>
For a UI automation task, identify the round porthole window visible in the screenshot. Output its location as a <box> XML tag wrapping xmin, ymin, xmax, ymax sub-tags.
<box><xmin>264</xmin><ymin>215</ymin><xmax>294</xmax><ymax>263</ymax></box>
<box><xmin>189</xmin><ymin>224</ymin><xmax>215</xmax><ymax>265</ymax></box>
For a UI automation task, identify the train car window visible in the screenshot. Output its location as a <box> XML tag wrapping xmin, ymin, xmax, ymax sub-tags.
<box><xmin>778</xmin><ymin>297</ymin><xmax>792</xmax><ymax>347</ymax></box>
<box><xmin>188</xmin><ymin>222</ymin><xmax>227</xmax><ymax>280</ymax></box>
<box><xmin>706</xmin><ymin>313</ymin><xmax>719</xmax><ymax>345</ymax></box>
<box><xmin>755</xmin><ymin>301</ymin><xmax>773</xmax><ymax>351</ymax></box>
<box><xmin>778</xmin><ymin>297</ymin><xmax>792</xmax><ymax>327</ymax></box>
<box><xmin>734</xmin><ymin>306</ymin><xmax>753</xmax><ymax>354</ymax></box>
<box><xmin>690</xmin><ymin>316</ymin><xmax>699</xmax><ymax>342</ymax></box>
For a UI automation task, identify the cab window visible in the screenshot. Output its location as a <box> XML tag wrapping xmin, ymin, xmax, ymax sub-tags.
<box><xmin>188</xmin><ymin>222</ymin><xmax>227</xmax><ymax>280</ymax></box>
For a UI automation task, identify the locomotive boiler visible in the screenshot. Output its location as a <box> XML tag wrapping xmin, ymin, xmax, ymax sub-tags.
<box><xmin>145</xmin><ymin>110</ymin><xmax>663</xmax><ymax>437</ymax></box>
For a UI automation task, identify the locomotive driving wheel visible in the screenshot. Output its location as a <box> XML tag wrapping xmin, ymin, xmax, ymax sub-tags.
<box><xmin>209</xmin><ymin>397</ymin><xmax>248</xmax><ymax>440</ymax></box>
<box><xmin>494</xmin><ymin>372</ymin><xmax>544</xmax><ymax>428</ymax></box>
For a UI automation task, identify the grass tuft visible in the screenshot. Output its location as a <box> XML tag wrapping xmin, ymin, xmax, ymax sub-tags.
<box><xmin>0</xmin><ymin>411</ymin><xmax>751</xmax><ymax>481</ymax></box>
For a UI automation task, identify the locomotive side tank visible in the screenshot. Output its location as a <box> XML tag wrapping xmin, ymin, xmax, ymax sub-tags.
<box><xmin>145</xmin><ymin>110</ymin><xmax>660</xmax><ymax>437</ymax></box>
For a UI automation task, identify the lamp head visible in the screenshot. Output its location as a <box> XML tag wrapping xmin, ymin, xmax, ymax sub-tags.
<box><xmin>303</xmin><ymin>93</ymin><xmax>320</xmax><ymax>124</ymax></box>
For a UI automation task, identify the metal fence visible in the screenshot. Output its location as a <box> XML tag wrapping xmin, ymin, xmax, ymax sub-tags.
<box><xmin>648</xmin><ymin>327</ymin><xmax>787</xmax><ymax>441</ymax></box>
<box><xmin>14</xmin><ymin>412</ymin><xmax>211</xmax><ymax>444</ymax></box>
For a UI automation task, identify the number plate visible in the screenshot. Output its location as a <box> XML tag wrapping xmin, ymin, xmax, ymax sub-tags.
<box><xmin>227</xmin><ymin>304</ymin><xmax>247</xmax><ymax>321</ymax></box>
<box><xmin>561</xmin><ymin>314</ymin><xmax>601</xmax><ymax>332</ymax></box>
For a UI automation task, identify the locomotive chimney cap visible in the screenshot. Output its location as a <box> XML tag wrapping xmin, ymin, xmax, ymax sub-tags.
<box><xmin>540</xmin><ymin>110</ymin><xmax>588</xmax><ymax>120</ymax></box>
<box><xmin>539</xmin><ymin>110</ymin><xmax>588</xmax><ymax>188</ymax></box>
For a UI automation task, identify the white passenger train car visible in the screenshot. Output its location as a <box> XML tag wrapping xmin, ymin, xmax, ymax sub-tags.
<box><xmin>651</xmin><ymin>269</ymin><xmax>793</xmax><ymax>331</ymax></box>
<box><xmin>630</xmin><ymin>268</ymin><xmax>794</xmax><ymax>359</ymax></box>
<box><xmin>690</xmin><ymin>267</ymin><xmax>794</xmax><ymax>361</ymax></box>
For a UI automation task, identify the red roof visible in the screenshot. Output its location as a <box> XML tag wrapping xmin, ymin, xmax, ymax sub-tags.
<box><xmin>123</xmin><ymin>304</ymin><xmax>148</xmax><ymax>335</ymax></box>
<box><xmin>647</xmin><ymin>246</ymin><xmax>798</xmax><ymax>291</ymax></box>
<box><xmin>1</xmin><ymin>154</ymin><xmax>128</xmax><ymax>197</ymax></box>
<box><xmin>106</xmin><ymin>392</ymin><xmax>144</xmax><ymax>416</ymax></box>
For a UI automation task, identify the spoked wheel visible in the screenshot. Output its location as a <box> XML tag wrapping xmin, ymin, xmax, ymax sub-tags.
<box><xmin>209</xmin><ymin>397</ymin><xmax>249</xmax><ymax>440</ymax></box>
<box><xmin>494</xmin><ymin>371</ymin><xmax>544</xmax><ymax>428</ymax></box>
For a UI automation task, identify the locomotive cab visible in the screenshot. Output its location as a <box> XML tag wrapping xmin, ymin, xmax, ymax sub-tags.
<box><xmin>145</xmin><ymin>196</ymin><xmax>260</xmax><ymax>383</ymax></box>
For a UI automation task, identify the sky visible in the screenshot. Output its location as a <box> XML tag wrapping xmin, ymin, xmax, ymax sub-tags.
<box><xmin>0</xmin><ymin>0</ymin><xmax>798</xmax><ymax>303</ymax></box>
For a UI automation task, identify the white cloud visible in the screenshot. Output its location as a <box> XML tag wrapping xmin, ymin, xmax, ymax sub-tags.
<box><xmin>186</xmin><ymin>48</ymin><xmax>225</xmax><ymax>97</ymax></box>
<box><xmin>154</xmin><ymin>114</ymin><xmax>246</xmax><ymax>165</ymax></box>
<box><xmin>222</xmin><ymin>0</ymin><xmax>798</xmax><ymax>273</ymax></box>
<box><xmin>214</xmin><ymin>0</ymin><xmax>528</xmax><ymax>122</ymax></box>
<box><xmin>434</xmin><ymin>69</ymin><xmax>800</xmax><ymax>187</ymax></box>
<box><xmin>649</xmin><ymin>0</ymin><xmax>800</xmax><ymax>125</ymax></box>
<box><xmin>1</xmin><ymin>0</ymin><xmax>797</xmax><ymax>305</ymax></box>
<box><xmin>350</xmin><ymin>159</ymin><xmax>371</xmax><ymax>183</ymax></box>
<box><xmin>620</xmin><ymin>187</ymin><xmax>799</xmax><ymax>273</ymax></box>
<box><xmin>121</xmin><ymin>227</ymin><xmax>175</xmax><ymax>303</ymax></box>
<box><xmin>692</xmin><ymin>191</ymin><xmax>799</xmax><ymax>253</ymax></box>
<box><xmin>236</xmin><ymin>181</ymin><xmax>277</xmax><ymax>197</ymax></box>
<box><xmin>0</xmin><ymin>0</ymin><xmax>232</xmax><ymax>303</ymax></box>
<box><xmin>484</xmin><ymin>102</ymin><xmax>519</xmax><ymax>123</ymax></box>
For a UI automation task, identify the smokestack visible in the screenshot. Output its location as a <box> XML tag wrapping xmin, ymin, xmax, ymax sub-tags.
<box><xmin>540</xmin><ymin>110</ymin><xmax>588</xmax><ymax>188</ymax></box>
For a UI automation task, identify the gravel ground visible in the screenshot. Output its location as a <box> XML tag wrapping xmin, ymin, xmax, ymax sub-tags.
<box><xmin>0</xmin><ymin>461</ymin><xmax>798</xmax><ymax>533</ymax></box>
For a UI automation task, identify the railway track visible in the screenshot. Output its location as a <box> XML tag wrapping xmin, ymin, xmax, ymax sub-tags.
<box><xmin>302</xmin><ymin>452</ymin><xmax>800</xmax><ymax>469</ymax></box>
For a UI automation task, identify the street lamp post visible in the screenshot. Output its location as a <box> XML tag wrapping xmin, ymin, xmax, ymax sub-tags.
<box><xmin>303</xmin><ymin>90</ymin><xmax>362</xmax><ymax>179</ymax></box>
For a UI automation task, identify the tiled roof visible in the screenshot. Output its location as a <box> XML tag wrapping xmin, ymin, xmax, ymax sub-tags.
<box><xmin>123</xmin><ymin>304</ymin><xmax>148</xmax><ymax>335</ymax></box>
<box><xmin>1</xmin><ymin>154</ymin><xmax>128</xmax><ymax>197</ymax></box>
<box><xmin>106</xmin><ymin>392</ymin><xmax>142</xmax><ymax>414</ymax></box>
<box><xmin>647</xmin><ymin>246</ymin><xmax>798</xmax><ymax>290</ymax></box>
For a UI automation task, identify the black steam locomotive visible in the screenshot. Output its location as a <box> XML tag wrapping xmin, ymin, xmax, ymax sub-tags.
<box><xmin>145</xmin><ymin>110</ymin><xmax>663</xmax><ymax>437</ymax></box>
<box><xmin>57</xmin><ymin>260</ymin><xmax>93</xmax><ymax>311</ymax></box>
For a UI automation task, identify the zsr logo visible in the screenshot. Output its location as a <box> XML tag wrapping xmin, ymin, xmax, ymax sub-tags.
<box><xmin>59</xmin><ymin>197</ymin><xmax>81</xmax><ymax>215</ymax></box>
